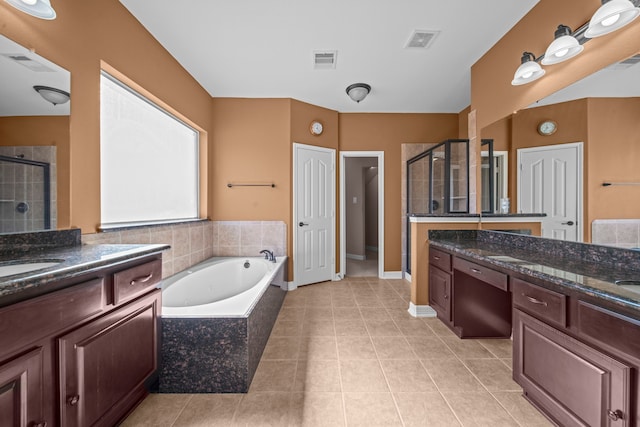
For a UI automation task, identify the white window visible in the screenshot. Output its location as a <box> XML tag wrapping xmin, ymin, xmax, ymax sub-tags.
<box><xmin>100</xmin><ymin>71</ymin><xmax>199</xmax><ymax>228</ymax></box>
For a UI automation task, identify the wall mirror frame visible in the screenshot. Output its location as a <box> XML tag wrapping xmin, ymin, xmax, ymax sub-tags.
<box><xmin>0</xmin><ymin>34</ymin><xmax>70</xmax><ymax>234</ymax></box>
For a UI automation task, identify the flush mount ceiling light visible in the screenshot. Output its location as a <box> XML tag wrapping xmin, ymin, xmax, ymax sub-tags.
<box><xmin>511</xmin><ymin>52</ymin><xmax>545</xmax><ymax>86</ymax></box>
<box><xmin>585</xmin><ymin>0</ymin><xmax>640</xmax><ymax>38</ymax></box>
<box><xmin>346</xmin><ymin>83</ymin><xmax>371</xmax><ymax>103</ymax></box>
<box><xmin>541</xmin><ymin>25</ymin><xmax>584</xmax><ymax>65</ymax></box>
<box><xmin>4</xmin><ymin>0</ymin><xmax>56</xmax><ymax>19</ymax></box>
<box><xmin>33</xmin><ymin>85</ymin><xmax>69</xmax><ymax>105</ymax></box>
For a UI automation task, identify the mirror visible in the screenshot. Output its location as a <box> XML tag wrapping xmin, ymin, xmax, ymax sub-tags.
<box><xmin>481</xmin><ymin>52</ymin><xmax>640</xmax><ymax>245</ymax></box>
<box><xmin>0</xmin><ymin>34</ymin><xmax>70</xmax><ymax>233</ymax></box>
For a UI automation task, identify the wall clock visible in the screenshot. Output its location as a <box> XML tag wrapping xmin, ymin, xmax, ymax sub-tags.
<box><xmin>309</xmin><ymin>121</ymin><xmax>323</xmax><ymax>136</ymax></box>
<box><xmin>537</xmin><ymin>120</ymin><xmax>557</xmax><ymax>136</ymax></box>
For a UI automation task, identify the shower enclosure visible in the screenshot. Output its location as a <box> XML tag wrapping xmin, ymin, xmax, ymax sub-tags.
<box><xmin>0</xmin><ymin>154</ymin><xmax>52</xmax><ymax>232</ymax></box>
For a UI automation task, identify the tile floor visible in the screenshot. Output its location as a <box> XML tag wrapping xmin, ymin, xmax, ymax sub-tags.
<box><xmin>122</xmin><ymin>277</ymin><xmax>553</xmax><ymax>427</ymax></box>
<box><xmin>345</xmin><ymin>251</ymin><xmax>378</xmax><ymax>277</ymax></box>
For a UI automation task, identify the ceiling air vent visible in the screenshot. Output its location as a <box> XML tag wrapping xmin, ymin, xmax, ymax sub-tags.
<box><xmin>1</xmin><ymin>53</ymin><xmax>55</xmax><ymax>72</ymax></box>
<box><xmin>313</xmin><ymin>51</ymin><xmax>337</xmax><ymax>69</ymax></box>
<box><xmin>405</xmin><ymin>30</ymin><xmax>440</xmax><ymax>49</ymax></box>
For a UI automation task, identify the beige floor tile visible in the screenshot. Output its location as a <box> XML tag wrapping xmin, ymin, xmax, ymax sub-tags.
<box><xmin>249</xmin><ymin>360</ymin><xmax>297</xmax><ymax>392</ymax></box>
<box><xmin>298</xmin><ymin>335</ymin><xmax>338</xmax><ymax>359</ymax></box>
<box><xmin>394</xmin><ymin>318</ymin><xmax>436</xmax><ymax>336</ymax></box>
<box><xmin>393</xmin><ymin>392</ymin><xmax>461</xmax><ymax>427</ymax></box>
<box><xmin>441</xmin><ymin>337</ymin><xmax>495</xmax><ymax>359</ymax></box>
<box><xmin>421</xmin><ymin>359</ymin><xmax>485</xmax><ymax>392</ymax></box>
<box><xmin>333</xmin><ymin>307</ymin><xmax>363</xmax><ymax>320</ymax></box>
<box><xmin>301</xmin><ymin>319</ymin><xmax>336</xmax><ymax>336</ymax></box>
<box><xmin>386</xmin><ymin>308</ymin><xmax>416</xmax><ymax>322</ymax></box>
<box><xmin>380</xmin><ymin>359</ymin><xmax>437</xmax><ymax>392</ymax></box>
<box><xmin>271</xmin><ymin>320</ymin><xmax>303</xmax><ymax>337</ymax></box>
<box><xmin>462</xmin><ymin>359</ymin><xmax>521</xmax><ymax>392</ymax></box>
<box><xmin>261</xmin><ymin>336</ymin><xmax>300</xmax><ymax>360</ymax></box>
<box><xmin>478</xmin><ymin>338</ymin><xmax>513</xmax><ymax>359</ymax></box>
<box><xmin>359</xmin><ymin>307</ymin><xmax>392</xmax><ymax>320</ymax></box>
<box><xmin>172</xmin><ymin>394</ymin><xmax>242</xmax><ymax>427</ymax></box>
<box><xmin>305</xmin><ymin>296</ymin><xmax>333</xmax><ymax>307</ymax></box>
<box><xmin>370</xmin><ymin>336</ymin><xmax>417</xmax><ymax>359</ymax></box>
<box><xmin>355</xmin><ymin>296</ymin><xmax>385</xmax><ymax>308</ymax></box>
<box><xmin>334</xmin><ymin>318</ymin><xmax>369</xmax><ymax>336</ymax></box>
<box><xmin>332</xmin><ymin>296</ymin><xmax>358</xmax><ymax>308</ymax></box>
<box><xmin>500</xmin><ymin>358</ymin><xmax>513</xmax><ymax>370</ymax></box>
<box><xmin>278</xmin><ymin>307</ymin><xmax>305</xmax><ymax>322</ymax></box>
<box><xmin>337</xmin><ymin>335</ymin><xmax>378</xmax><ymax>359</ymax></box>
<box><xmin>294</xmin><ymin>360</ymin><xmax>342</xmax><ymax>392</ymax></box>
<box><xmin>491</xmin><ymin>392</ymin><xmax>555</xmax><ymax>426</ymax></box>
<box><xmin>340</xmin><ymin>359</ymin><xmax>389</xmax><ymax>392</ymax></box>
<box><xmin>289</xmin><ymin>392</ymin><xmax>346</xmax><ymax>427</ymax></box>
<box><xmin>120</xmin><ymin>393</ymin><xmax>191</xmax><ymax>427</ymax></box>
<box><xmin>233</xmin><ymin>391</ymin><xmax>292</xmax><ymax>426</ymax></box>
<box><xmin>442</xmin><ymin>390</ymin><xmax>519</xmax><ymax>426</ymax></box>
<box><xmin>282</xmin><ymin>293</ymin><xmax>307</xmax><ymax>308</ymax></box>
<box><xmin>343</xmin><ymin>392</ymin><xmax>403</xmax><ymax>427</ymax></box>
<box><xmin>423</xmin><ymin>318</ymin><xmax>458</xmax><ymax>337</ymax></box>
<box><xmin>381</xmin><ymin>297</ymin><xmax>410</xmax><ymax>309</ymax></box>
<box><xmin>406</xmin><ymin>336</ymin><xmax>455</xmax><ymax>359</ymax></box>
<box><xmin>304</xmin><ymin>307</ymin><xmax>334</xmax><ymax>320</ymax></box>
<box><xmin>364</xmin><ymin>319</ymin><xmax>402</xmax><ymax>336</ymax></box>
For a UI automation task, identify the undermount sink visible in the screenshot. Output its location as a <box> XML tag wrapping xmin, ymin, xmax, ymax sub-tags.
<box><xmin>0</xmin><ymin>260</ymin><xmax>63</xmax><ymax>278</ymax></box>
<box><xmin>614</xmin><ymin>280</ymin><xmax>640</xmax><ymax>293</ymax></box>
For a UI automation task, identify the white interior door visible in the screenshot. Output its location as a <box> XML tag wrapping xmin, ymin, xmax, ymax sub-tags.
<box><xmin>518</xmin><ymin>143</ymin><xmax>582</xmax><ymax>241</ymax></box>
<box><xmin>293</xmin><ymin>143</ymin><xmax>335</xmax><ymax>286</ymax></box>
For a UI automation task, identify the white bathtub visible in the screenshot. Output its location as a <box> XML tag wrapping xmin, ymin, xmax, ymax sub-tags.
<box><xmin>161</xmin><ymin>256</ymin><xmax>287</xmax><ymax>318</ymax></box>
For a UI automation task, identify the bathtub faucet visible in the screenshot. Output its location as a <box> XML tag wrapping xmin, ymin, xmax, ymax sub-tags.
<box><xmin>260</xmin><ymin>249</ymin><xmax>276</xmax><ymax>262</ymax></box>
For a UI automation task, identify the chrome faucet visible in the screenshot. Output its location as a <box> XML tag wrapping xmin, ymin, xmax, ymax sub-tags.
<box><xmin>260</xmin><ymin>249</ymin><xmax>276</xmax><ymax>262</ymax></box>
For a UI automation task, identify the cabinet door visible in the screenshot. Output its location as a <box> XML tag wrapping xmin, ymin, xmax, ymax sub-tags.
<box><xmin>429</xmin><ymin>266</ymin><xmax>451</xmax><ymax>321</ymax></box>
<box><xmin>514</xmin><ymin>309</ymin><xmax>630</xmax><ymax>427</ymax></box>
<box><xmin>59</xmin><ymin>290</ymin><xmax>160</xmax><ymax>427</ymax></box>
<box><xmin>0</xmin><ymin>348</ymin><xmax>46</xmax><ymax>427</ymax></box>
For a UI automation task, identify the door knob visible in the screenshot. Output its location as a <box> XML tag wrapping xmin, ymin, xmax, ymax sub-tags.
<box><xmin>561</xmin><ymin>221</ymin><xmax>574</xmax><ymax>226</ymax></box>
<box><xmin>299</xmin><ymin>222</ymin><xmax>309</xmax><ymax>227</ymax></box>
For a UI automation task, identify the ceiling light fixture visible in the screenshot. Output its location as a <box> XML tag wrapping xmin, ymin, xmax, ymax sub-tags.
<box><xmin>33</xmin><ymin>85</ymin><xmax>69</xmax><ymax>105</ymax></box>
<box><xmin>346</xmin><ymin>83</ymin><xmax>371</xmax><ymax>103</ymax></box>
<box><xmin>541</xmin><ymin>25</ymin><xmax>584</xmax><ymax>65</ymax></box>
<box><xmin>511</xmin><ymin>52</ymin><xmax>545</xmax><ymax>86</ymax></box>
<box><xmin>585</xmin><ymin>0</ymin><xmax>639</xmax><ymax>38</ymax></box>
<box><xmin>4</xmin><ymin>0</ymin><xmax>57</xmax><ymax>19</ymax></box>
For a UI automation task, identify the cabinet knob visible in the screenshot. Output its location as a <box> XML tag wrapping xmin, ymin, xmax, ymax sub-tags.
<box><xmin>607</xmin><ymin>409</ymin><xmax>623</xmax><ymax>421</ymax></box>
<box><xmin>67</xmin><ymin>395</ymin><xmax>80</xmax><ymax>406</ymax></box>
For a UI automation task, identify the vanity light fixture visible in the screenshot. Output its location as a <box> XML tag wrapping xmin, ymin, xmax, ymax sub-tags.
<box><xmin>4</xmin><ymin>0</ymin><xmax>56</xmax><ymax>20</ymax></box>
<box><xmin>33</xmin><ymin>85</ymin><xmax>69</xmax><ymax>106</ymax></box>
<box><xmin>346</xmin><ymin>83</ymin><xmax>371</xmax><ymax>103</ymax></box>
<box><xmin>511</xmin><ymin>52</ymin><xmax>545</xmax><ymax>86</ymax></box>
<box><xmin>585</xmin><ymin>0</ymin><xmax>640</xmax><ymax>38</ymax></box>
<box><xmin>541</xmin><ymin>25</ymin><xmax>584</xmax><ymax>65</ymax></box>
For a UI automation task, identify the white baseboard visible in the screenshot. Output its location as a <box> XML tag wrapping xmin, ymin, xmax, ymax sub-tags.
<box><xmin>283</xmin><ymin>281</ymin><xmax>297</xmax><ymax>291</ymax></box>
<box><xmin>382</xmin><ymin>271</ymin><xmax>402</xmax><ymax>279</ymax></box>
<box><xmin>346</xmin><ymin>253</ymin><xmax>366</xmax><ymax>261</ymax></box>
<box><xmin>404</xmin><ymin>271</ymin><xmax>412</xmax><ymax>283</ymax></box>
<box><xmin>408</xmin><ymin>302</ymin><xmax>437</xmax><ymax>318</ymax></box>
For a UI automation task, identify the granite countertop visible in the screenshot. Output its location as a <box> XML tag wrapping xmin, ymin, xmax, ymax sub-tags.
<box><xmin>0</xmin><ymin>243</ymin><xmax>169</xmax><ymax>308</ymax></box>
<box><xmin>429</xmin><ymin>232</ymin><xmax>640</xmax><ymax>314</ymax></box>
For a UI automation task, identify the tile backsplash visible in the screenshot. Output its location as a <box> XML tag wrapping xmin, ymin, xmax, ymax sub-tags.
<box><xmin>82</xmin><ymin>220</ymin><xmax>286</xmax><ymax>278</ymax></box>
<box><xmin>592</xmin><ymin>219</ymin><xmax>640</xmax><ymax>249</ymax></box>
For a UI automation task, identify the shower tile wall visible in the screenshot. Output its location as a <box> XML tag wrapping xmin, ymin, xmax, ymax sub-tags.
<box><xmin>0</xmin><ymin>146</ymin><xmax>57</xmax><ymax>233</ymax></box>
<box><xmin>82</xmin><ymin>220</ymin><xmax>287</xmax><ymax>278</ymax></box>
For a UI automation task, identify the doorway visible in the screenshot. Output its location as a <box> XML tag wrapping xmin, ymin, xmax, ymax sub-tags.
<box><xmin>339</xmin><ymin>151</ymin><xmax>384</xmax><ymax>278</ymax></box>
<box><xmin>517</xmin><ymin>142</ymin><xmax>583</xmax><ymax>241</ymax></box>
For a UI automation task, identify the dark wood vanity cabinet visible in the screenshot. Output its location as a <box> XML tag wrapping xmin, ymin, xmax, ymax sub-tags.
<box><xmin>428</xmin><ymin>248</ymin><xmax>452</xmax><ymax>323</ymax></box>
<box><xmin>0</xmin><ymin>253</ymin><xmax>162</xmax><ymax>427</ymax></box>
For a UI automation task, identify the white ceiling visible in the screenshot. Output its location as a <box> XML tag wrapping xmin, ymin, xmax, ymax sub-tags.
<box><xmin>119</xmin><ymin>0</ymin><xmax>540</xmax><ymax>113</ymax></box>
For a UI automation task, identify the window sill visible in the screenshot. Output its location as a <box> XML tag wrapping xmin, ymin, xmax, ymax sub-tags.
<box><xmin>98</xmin><ymin>218</ymin><xmax>210</xmax><ymax>233</ymax></box>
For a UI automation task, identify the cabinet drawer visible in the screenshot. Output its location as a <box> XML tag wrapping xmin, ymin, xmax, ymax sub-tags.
<box><xmin>577</xmin><ymin>301</ymin><xmax>640</xmax><ymax>359</ymax></box>
<box><xmin>0</xmin><ymin>278</ymin><xmax>104</xmax><ymax>357</ymax></box>
<box><xmin>113</xmin><ymin>259</ymin><xmax>161</xmax><ymax>305</ymax></box>
<box><xmin>512</xmin><ymin>278</ymin><xmax>567</xmax><ymax>328</ymax></box>
<box><xmin>429</xmin><ymin>248</ymin><xmax>451</xmax><ymax>272</ymax></box>
<box><xmin>453</xmin><ymin>257</ymin><xmax>508</xmax><ymax>291</ymax></box>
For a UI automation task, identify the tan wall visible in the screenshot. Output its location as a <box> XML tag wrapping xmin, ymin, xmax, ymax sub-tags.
<box><xmin>0</xmin><ymin>116</ymin><xmax>70</xmax><ymax>225</ymax></box>
<box><xmin>339</xmin><ymin>113</ymin><xmax>459</xmax><ymax>272</ymax></box>
<box><xmin>472</xmin><ymin>0</ymin><xmax>640</xmax><ymax>130</ymax></box>
<box><xmin>588</xmin><ymin>98</ymin><xmax>640</xmax><ymax>233</ymax></box>
<box><xmin>1</xmin><ymin>0</ymin><xmax>213</xmax><ymax>232</ymax></box>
